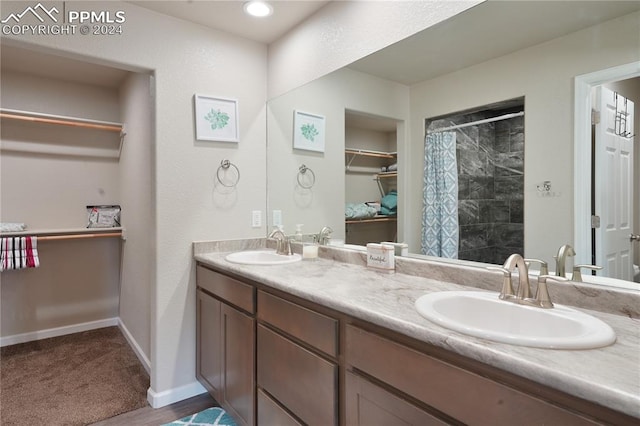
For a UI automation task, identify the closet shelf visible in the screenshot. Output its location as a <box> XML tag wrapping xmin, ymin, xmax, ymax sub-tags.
<box><xmin>345</xmin><ymin>148</ymin><xmax>397</xmax><ymax>159</ymax></box>
<box><xmin>376</xmin><ymin>172</ymin><xmax>397</xmax><ymax>179</ymax></box>
<box><xmin>345</xmin><ymin>148</ymin><xmax>397</xmax><ymax>171</ymax></box>
<box><xmin>0</xmin><ymin>108</ymin><xmax>126</xmax><ymax>159</ymax></box>
<box><xmin>0</xmin><ymin>227</ymin><xmax>124</xmax><ymax>241</ymax></box>
<box><xmin>0</xmin><ymin>109</ymin><xmax>124</xmax><ymax>133</ymax></box>
<box><xmin>345</xmin><ymin>216</ymin><xmax>397</xmax><ymax>225</ymax></box>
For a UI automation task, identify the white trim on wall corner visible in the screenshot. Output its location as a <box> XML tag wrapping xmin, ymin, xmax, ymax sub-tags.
<box><xmin>147</xmin><ymin>381</ymin><xmax>208</xmax><ymax>408</ymax></box>
<box><xmin>0</xmin><ymin>317</ymin><xmax>119</xmax><ymax>347</ymax></box>
<box><xmin>118</xmin><ymin>319</ymin><xmax>151</xmax><ymax>375</ymax></box>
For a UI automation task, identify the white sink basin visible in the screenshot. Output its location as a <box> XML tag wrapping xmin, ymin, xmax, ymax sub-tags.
<box><xmin>415</xmin><ymin>291</ymin><xmax>616</xmax><ymax>349</ymax></box>
<box><xmin>225</xmin><ymin>250</ymin><xmax>302</xmax><ymax>265</ymax></box>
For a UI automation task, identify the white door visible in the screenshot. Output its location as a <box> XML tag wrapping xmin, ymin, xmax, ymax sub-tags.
<box><xmin>594</xmin><ymin>87</ymin><xmax>635</xmax><ymax>280</ymax></box>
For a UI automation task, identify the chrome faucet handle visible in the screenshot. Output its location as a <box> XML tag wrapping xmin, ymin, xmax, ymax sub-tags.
<box><xmin>524</xmin><ymin>258</ymin><xmax>549</xmax><ymax>276</ymax></box>
<box><xmin>535</xmin><ymin>275</ymin><xmax>569</xmax><ymax>308</ymax></box>
<box><xmin>487</xmin><ymin>266</ymin><xmax>514</xmax><ymax>299</ymax></box>
<box><xmin>571</xmin><ymin>264</ymin><xmax>603</xmax><ymax>282</ymax></box>
<box><xmin>284</xmin><ymin>237</ymin><xmax>293</xmax><ymax>256</ymax></box>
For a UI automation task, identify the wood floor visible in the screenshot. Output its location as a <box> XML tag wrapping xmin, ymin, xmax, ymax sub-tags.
<box><xmin>90</xmin><ymin>393</ymin><xmax>217</xmax><ymax>425</ymax></box>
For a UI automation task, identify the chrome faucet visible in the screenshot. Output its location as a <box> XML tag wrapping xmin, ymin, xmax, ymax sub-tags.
<box><xmin>554</xmin><ymin>244</ymin><xmax>576</xmax><ymax>277</ymax></box>
<box><xmin>503</xmin><ymin>253</ymin><xmax>531</xmax><ymax>300</ymax></box>
<box><xmin>489</xmin><ymin>253</ymin><xmax>568</xmax><ymax>308</ymax></box>
<box><xmin>316</xmin><ymin>226</ymin><xmax>333</xmax><ymax>245</ymax></box>
<box><xmin>268</xmin><ymin>228</ymin><xmax>292</xmax><ymax>255</ymax></box>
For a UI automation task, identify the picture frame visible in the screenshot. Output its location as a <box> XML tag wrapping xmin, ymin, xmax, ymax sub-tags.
<box><xmin>293</xmin><ymin>110</ymin><xmax>325</xmax><ymax>152</ymax></box>
<box><xmin>194</xmin><ymin>94</ymin><xmax>239</xmax><ymax>142</ymax></box>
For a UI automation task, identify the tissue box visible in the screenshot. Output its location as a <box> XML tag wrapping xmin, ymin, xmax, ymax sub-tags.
<box><xmin>366</xmin><ymin>243</ymin><xmax>395</xmax><ymax>271</ymax></box>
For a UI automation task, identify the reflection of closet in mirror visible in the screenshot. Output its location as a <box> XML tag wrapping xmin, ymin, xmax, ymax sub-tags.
<box><xmin>344</xmin><ymin>111</ymin><xmax>399</xmax><ymax>246</ymax></box>
<box><xmin>425</xmin><ymin>98</ymin><xmax>525</xmax><ymax>264</ymax></box>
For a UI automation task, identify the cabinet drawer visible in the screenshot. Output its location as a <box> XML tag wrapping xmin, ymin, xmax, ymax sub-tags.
<box><xmin>257</xmin><ymin>290</ymin><xmax>338</xmax><ymax>357</ymax></box>
<box><xmin>258</xmin><ymin>389</ymin><xmax>302</xmax><ymax>426</ymax></box>
<box><xmin>196</xmin><ymin>265</ymin><xmax>255</xmax><ymax>313</ymax></box>
<box><xmin>257</xmin><ymin>324</ymin><xmax>337</xmax><ymax>426</ymax></box>
<box><xmin>345</xmin><ymin>325</ymin><xmax>597</xmax><ymax>425</ymax></box>
<box><xmin>345</xmin><ymin>371</ymin><xmax>448</xmax><ymax>426</ymax></box>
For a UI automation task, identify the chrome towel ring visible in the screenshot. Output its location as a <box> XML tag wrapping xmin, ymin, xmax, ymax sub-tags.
<box><xmin>216</xmin><ymin>159</ymin><xmax>240</xmax><ymax>187</ymax></box>
<box><xmin>297</xmin><ymin>164</ymin><xmax>315</xmax><ymax>189</ymax></box>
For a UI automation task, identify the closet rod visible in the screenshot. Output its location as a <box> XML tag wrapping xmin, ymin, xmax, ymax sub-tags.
<box><xmin>0</xmin><ymin>109</ymin><xmax>123</xmax><ymax>133</ymax></box>
<box><xmin>37</xmin><ymin>232</ymin><xmax>122</xmax><ymax>241</ymax></box>
<box><xmin>430</xmin><ymin>111</ymin><xmax>524</xmax><ymax>133</ymax></box>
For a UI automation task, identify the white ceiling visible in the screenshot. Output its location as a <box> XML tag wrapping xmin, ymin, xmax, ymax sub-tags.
<box><xmin>348</xmin><ymin>1</ymin><xmax>640</xmax><ymax>85</ymax></box>
<box><xmin>128</xmin><ymin>0</ymin><xmax>330</xmax><ymax>44</ymax></box>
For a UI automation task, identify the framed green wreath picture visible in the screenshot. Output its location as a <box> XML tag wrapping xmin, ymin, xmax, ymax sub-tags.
<box><xmin>194</xmin><ymin>94</ymin><xmax>239</xmax><ymax>142</ymax></box>
<box><xmin>293</xmin><ymin>110</ymin><xmax>325</xmax><ymax>153</ymax></box>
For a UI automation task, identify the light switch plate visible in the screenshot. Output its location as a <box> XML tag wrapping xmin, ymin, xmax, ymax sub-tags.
<box><xmin>252</xmin><ymin>210</ymin><xmax>262</xmax><ymax>228</ymax></box>
<box><xmin>272</xmin><ymin>210</ymin><xmax>282</xmax><ymax>227</ymax></box>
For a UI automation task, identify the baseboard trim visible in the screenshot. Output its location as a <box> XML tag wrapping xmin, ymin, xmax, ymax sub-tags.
<box><xmin>0</xmin><ymin>317</ymin><xmax>119</xmax><ymax>347</ymax></box>
<box><xmin>147</xmin><ymin>381</ymin><xmax>208</xmax><ymax>408</ymax></box>
<box><xmin>117</xmin><ymin>319</ymin><xmax>151</xmax><ymax>375</ymax></box>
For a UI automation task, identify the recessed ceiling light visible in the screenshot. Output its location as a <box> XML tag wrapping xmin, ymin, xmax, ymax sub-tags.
<box><xmin>243</xmin><ymin>1</ymin><xmax>273</xmax><ymax>18</ymax></box>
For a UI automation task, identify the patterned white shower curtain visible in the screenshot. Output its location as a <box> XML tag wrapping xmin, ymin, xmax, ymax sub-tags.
<box><xmin>421</xmin><ymin>131</ymin><xmax>459</xmax><ymax>258</ymax></box>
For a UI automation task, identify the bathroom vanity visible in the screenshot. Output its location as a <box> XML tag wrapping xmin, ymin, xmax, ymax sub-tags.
<box><xmin>194</xmin><ymin>241</ymin><xmax>640</xmax><ymax>426</ymax></box>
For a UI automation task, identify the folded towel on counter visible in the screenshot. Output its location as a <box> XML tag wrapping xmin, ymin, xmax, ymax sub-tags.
<box><xmin>1</xmin><ymin>237</ymin><xmax>39</xmax><ymax>271</ymax></box>
<box><xmin>345</xmin><ymin>203</ymin><xmax>378</xmax><ymax>220</ymax></box>
<box><xmin>1</xmin><ymin>223</ymin><xmax>26</xmax><ymax>232</ymax></box>
<box><xmin>380</xmin><ymin>190</ymin><xmax>398</xmax><ymax>216</ymax></box>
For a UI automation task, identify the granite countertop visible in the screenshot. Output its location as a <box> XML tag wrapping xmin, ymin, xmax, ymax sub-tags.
<box><xmin>194</xmin><ymin>244</ymin><xmax>640</xmax><ymax>419</ymax></box>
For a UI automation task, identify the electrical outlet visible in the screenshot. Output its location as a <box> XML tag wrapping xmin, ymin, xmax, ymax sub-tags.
<box><xmin>272</xmin><ymin>210</ymin><xmax>282</xmax><ymax>227</ymax></box>
<box><xmin>251</xmin><ymin>210</ymin><xmax>262</xmax><ymax>228</ymax></box>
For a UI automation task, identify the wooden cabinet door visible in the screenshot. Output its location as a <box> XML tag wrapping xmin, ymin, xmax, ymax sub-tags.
<box><xmin>257</xmin><ymin>324</ymin><xmax>337</xmax><ymax>426</ymax></box>
<box><xmin>221</xmin><ymin>303</ymin><xmax>255</xmax><ymax>426</ymax></box>
<box><xmin>196</xmin><ymin>289</ymin><xmax>222</xmax><ymax>401</ymax></box>
<box><xmin>345</xmin><ymin>371</ymin><xmax>448</xmax><ymax>426</ymax></box>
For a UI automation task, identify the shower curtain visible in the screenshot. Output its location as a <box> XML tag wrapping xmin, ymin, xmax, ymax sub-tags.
<box><xmin>421</xmin><ymin>131</ymin><xmax>459</xmax><ymax>258</ymax></box>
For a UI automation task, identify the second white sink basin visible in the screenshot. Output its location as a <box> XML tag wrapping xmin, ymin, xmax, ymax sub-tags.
<box><xmin>225</xmin><ymin>250</ymin><xmax>302</xmax><ymax>265</ymax></box>
<box><xmin>415</xmin><ymin>291</ymin><xmax>616</xmax><ymax>349</ymax></box>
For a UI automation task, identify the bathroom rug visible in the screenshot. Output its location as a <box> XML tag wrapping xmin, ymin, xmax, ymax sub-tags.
<box><xmin>162</xmin><ymin>406</ymin><xmax>237</xmax><ymax>426</ymax></box>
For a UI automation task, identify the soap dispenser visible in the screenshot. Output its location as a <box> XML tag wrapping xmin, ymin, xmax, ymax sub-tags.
<box><xmin>294</xmin><ymin>224</ymin><xmax>304</xmax><ymax>242</ymax></box>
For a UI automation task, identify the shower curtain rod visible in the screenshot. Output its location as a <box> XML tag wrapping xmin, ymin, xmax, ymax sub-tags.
<box><xmin>429</xmin><ymin>111</ymin><xmax>524</xmax><ymax>133</ymax></box>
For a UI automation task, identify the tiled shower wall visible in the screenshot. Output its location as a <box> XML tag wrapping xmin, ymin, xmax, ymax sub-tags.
<box><xmin>427</xmin><ymin>108</ymin><xmax>524</xmax><ymax>264</ymax></box>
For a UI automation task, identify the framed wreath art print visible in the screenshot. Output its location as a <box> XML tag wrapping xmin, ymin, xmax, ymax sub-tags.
<box><xmin>194</xmin><ymin>94</ymin><xmax>239</xmax><ymax>142</ymax></box>
<box><xmin>293</xmin><ymin>110</ymin><xmax>325</xmax><ymax>153</ymax></box>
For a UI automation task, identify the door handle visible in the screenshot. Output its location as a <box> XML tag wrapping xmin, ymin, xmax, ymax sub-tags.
<box><xmin>631</xmin><ymin>234</ymin><xmax>640</xmax><ymax>242</ymax></box>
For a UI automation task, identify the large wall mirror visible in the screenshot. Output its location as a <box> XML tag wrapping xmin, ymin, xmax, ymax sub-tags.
<box><xmin>267</xmin><ymin>1</ymin><xmax>640</xmax><ymax>289</ymax></box>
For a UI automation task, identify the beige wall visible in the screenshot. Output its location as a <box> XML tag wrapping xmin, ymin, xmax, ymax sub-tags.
<box><xmin>406</xmin><ymin>11</ymin><xmax>640</xmax><ymax>262</ymax></box>
<box><xmin>1</xmin><ymin>0</ymin><xmax>267</xmax><ymax>405</ymax></box>
<box><xmin>118</xmin><ymin>72</ymin><xmax>153</xmax><ymax>369</ymax></box>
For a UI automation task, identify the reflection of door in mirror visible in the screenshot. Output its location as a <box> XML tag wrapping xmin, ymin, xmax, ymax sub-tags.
<box><xmin>424</xmin><ymin>98</ymin><xmax>525</xmax><ymax>264</ymax></box>
<box><xmin>344</xmin><ymin>111</ymin><xmax>399</xmax><ymax>246</ymax></box>
<box><xmin>594</xmin><ymin>82</ymin><xmax>637</xmax><ymax>281</ymax></box>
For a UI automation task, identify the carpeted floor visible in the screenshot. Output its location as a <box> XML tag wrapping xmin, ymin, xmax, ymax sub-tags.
<box><xmin>1</xmin><ymin>326</ymin><xmax>149</xmax><ymax>425</ymax></box>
